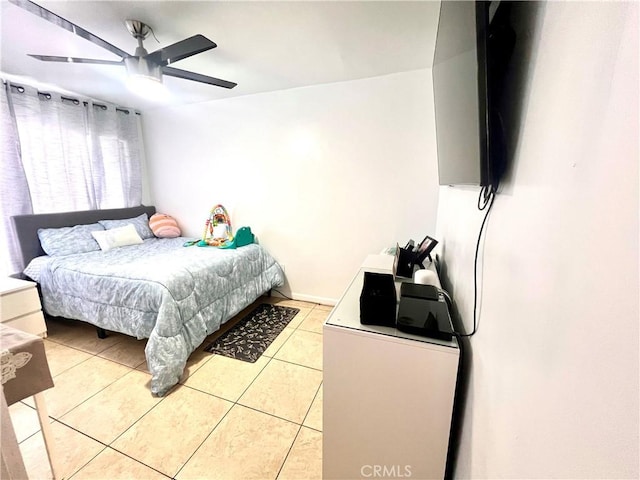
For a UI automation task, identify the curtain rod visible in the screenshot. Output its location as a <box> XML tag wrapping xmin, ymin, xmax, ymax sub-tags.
<box><xmin>3</xmin><ymin>80</ymin><xmax>141</xmax><ymax>116</ymax></box>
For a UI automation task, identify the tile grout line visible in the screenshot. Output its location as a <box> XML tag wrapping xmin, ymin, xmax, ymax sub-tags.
<box><xmin>172</xmin><ymin>344</ymin><xmax>279</xmax><ymax>479</ymax></box>
<box><xmin>170</xmin><ymin>387</ymin><xmax>257</xmax><ymax>479</ymax></box>
<box><xmin>274</xmin><ymin>303</ymin><xmax>325</xmax><ymax>478</ymax></box>
<box><xmin>102</xmin><ymin>444</ymin><xmax>175</xmax><ymax>479</ymax></box>
<box><xmin>50</xmin><ymin>366</ymin><xmax>139</xmax><ymax>421</ymax></box>
<box><xmin>275</xmin><ymin>423</ymin><xmax>305</xmax><ymax>480</ymax></box>
<box><xmin>50</xmin><ymin>378</ymin><xmax>167</xmax><ymax>477</ymax></box>
<box><xmin>57</xmin><ymin>418</ymin><xmax>174</xmax><ymax>480</ymax></box>
<box><xmin>173</xmin><ymin>353</ymin><xmax>318</xmax><ymax>480</ymax></box>
<box><xmin>55</xmin><ymin>384</ymin><xmax>185</xmax><ymax>479</ymax></box>
<box><xmin>46</xmin><ymin>418</ymin><xmax>107</xmax><ymax>479</ymax></box>
<box><xmin>97</xmin><ymin>391</ymin><xmax>171</xmax><ymax>447</ymax></box>
<box><xmin>300</xmin><ymin>381</ymin><xmax>323</xmax><ymax>431</ymax></box>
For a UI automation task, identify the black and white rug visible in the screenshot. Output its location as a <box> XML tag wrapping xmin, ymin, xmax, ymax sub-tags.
<box><xmin>204</xmin><ymin>303</ymin><xmax>300</xmax><ymax>363</ymax></box>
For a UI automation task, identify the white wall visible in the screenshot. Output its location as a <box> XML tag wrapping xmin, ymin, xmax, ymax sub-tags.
<box><xmin>142</xmin><ymin>69</ymin><xmax>439</xmax><ymax>303</ymax></box>
<box><xmin>436</xmin><ymin>2</ymin><xmax>639</xmax><ymax>478</ymax></box>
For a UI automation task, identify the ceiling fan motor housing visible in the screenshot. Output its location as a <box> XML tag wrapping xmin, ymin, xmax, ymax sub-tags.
<box><xmin>123</xmin><ymin>19</ymin><xmax>161</xmax><ymax>82</ymax></box>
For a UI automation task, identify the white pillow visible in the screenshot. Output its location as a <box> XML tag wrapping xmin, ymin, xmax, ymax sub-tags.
<box><xmin>91</xmin><ymin>224</ymin><xmax>143</xmax><ymax>252</ymax></box>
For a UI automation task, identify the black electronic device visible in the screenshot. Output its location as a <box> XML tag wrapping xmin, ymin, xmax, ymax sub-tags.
<box><xmin>432</xmin><ymin>0</ymin><xmax>516</xmax><ymax>191</ymax></box>
<box><xmin>360</xmin><ymin>272</ymin><xmax>397</xmax><ymax>327</ymax></box>
<box><xmin>401</xmin><ymin>283</ymin><xmax>439</xmax><ymax>301</ymax></box>
<box><xmin>396</xmin><ymin>283</ymin><xmax>454</xmax><ymax>341</ymax></box>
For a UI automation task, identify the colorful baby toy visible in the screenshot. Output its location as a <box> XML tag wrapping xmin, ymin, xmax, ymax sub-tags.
<box><xmin>184</xmin><ymin>205</ymin><xmax>255</xmax><ymax>249</ymax></box>
<box><xmin>199</xmin><ymin>204</ymin><xmax>233</xmax><ymax>247</ymax></box>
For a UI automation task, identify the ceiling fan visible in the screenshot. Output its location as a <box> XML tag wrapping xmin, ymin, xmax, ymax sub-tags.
<box><xmin>9</xmin><ymin>0</ymin><xmax>237</xmax><ymax>90</ymax></box>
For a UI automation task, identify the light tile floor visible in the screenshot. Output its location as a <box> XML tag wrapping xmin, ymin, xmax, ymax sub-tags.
<box><xmin>10</xmin><ymin>297</ymin><xmax>326</xmax><ymax>480</ymax></box>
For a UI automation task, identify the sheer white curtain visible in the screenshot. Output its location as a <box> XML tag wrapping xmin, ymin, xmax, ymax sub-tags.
<box><xmin>0</xmin><ymin>81</ymin><xmax>144</xmax><ymax>275</ymax></box>
<box><xmin>87</xmin><ymin>103</ymin><xmax>143</xmax><ymax>208</ymax></box>
<box><xmin>0</xmin><ymin>83</ymin><xmax>32</xmax><ymax>276</ymax></box>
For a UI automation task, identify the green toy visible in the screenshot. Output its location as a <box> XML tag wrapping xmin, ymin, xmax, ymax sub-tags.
<box><xmin>218</xmin><ymin>226</ymin><xmax>255</xmax><ymax>249</ymax></box>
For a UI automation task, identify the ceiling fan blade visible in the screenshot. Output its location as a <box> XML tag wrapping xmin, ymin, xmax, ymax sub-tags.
<box><xmin>28</xmin><ymin>54</ymin><xmax>123</xmax><ymax>65</ymax></box>
<box><xmin>9</xmin><ymin>0</ymin><xmax>130</xmax><ymax>59</ymax></box>
<box><xmin>146</xmin><ymin>35</ymin><xmax>217</xmax><ymax>66</ymax></box>
<box><xmin>163</xmin><ymin>66</ymin><xmax>237</xmax><ymax>89</ymax></box>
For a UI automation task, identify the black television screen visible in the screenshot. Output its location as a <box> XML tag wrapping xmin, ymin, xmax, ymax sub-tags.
<box><xmin>433</xmin><ymin>1</ymin><xmax>514</xmax><ymax>191</ymax></box>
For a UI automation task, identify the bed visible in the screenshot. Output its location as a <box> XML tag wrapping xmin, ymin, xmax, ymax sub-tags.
<box><xmin>12</xmin><ymin>206</ymin><xmax>285</xmax><ymax>396</ymax></box>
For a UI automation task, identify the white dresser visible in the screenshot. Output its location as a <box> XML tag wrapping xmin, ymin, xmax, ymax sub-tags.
<box><xmin>323</xmin><ymin>255</ymin><xmax>460</xmax><ymax>479</ymax></box>
<box><xmin>0</xmin><ymin>277</ymin><xmax>47</xmax><ymax>337</ymax></box>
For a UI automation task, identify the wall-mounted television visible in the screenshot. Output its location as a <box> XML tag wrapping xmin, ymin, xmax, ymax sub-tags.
<box><xmin>432</xmin><ymin>1</ymin><xmax>515</xmax><ymax>191</ymax></box>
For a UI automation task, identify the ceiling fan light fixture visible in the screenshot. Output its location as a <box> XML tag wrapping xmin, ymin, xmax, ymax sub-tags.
<box><xmin>126</xmin><ymin>74</ymin><xmax>168</xmax><ymax>99</ymax></box>
<box><xmin>124</xmin><ymin>56</ymin><xmax>161</xmax><ymax>82</ymax></box>
<box><xmin>124</xmin><ymin>56</ymin><xmax>168</xmax><ymax>99</ymax></box>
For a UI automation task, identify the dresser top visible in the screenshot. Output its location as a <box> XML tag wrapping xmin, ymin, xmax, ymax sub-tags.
<box><xmin>0</xmin><ymin>277</ymin><xmax>37</xmax><ymax>295</ymax></box>
<box><xmin>325</xmin><ymin>254</ymin><xmax>459</xmax><ymax>349</ymax></box>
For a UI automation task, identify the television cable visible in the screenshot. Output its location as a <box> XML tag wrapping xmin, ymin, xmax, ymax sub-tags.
<box><xmin>457</xmin><ymin>184</ymin><xmax>496</xmax><ymax>337</ymax></box>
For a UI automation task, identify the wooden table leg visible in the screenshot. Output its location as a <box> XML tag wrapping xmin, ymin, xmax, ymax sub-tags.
<box><xmin>33</xmin><ymin>392</ymin><xmax>60</xmax><ymax>480</ymax></box>
<box><xmin>1</xmin><ymin>389</ymin><xmax>28</xmax><ymax>480</ymax></box>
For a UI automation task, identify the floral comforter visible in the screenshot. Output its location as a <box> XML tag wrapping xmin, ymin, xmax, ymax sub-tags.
<box><xmin>36</xmin><ymin>238</ymin><xmax>284</xmax><ymax>395</ymax></box>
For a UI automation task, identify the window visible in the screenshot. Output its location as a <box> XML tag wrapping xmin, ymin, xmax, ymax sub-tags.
<box><xmin>0</xmin><ymin>82</ymin><xmax>145</xmax><ymax>274</ymax></box>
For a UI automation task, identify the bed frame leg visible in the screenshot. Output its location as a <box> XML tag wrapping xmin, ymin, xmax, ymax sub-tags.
<box><xmin>96</xmin><ymin>327</ymin><xmax>107</xmax><ymax>339</ymax></box>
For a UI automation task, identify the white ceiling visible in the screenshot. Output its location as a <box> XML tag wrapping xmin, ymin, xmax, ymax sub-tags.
<box><xmin>0</xmin><ymin>1</ymin><xmax>441</xmax><ymax>112</ymax></box>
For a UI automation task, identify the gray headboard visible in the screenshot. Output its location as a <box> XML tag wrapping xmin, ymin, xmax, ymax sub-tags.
<box><xmin>12</xmin><ymin>205</ymin><xmax>156</xmax><ymax>269</ymax></box>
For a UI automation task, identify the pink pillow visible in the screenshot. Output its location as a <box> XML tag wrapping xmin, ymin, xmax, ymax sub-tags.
<box><xmin>149</xmin><ymin>213</ymin><xmax>181</xmax><ymax>238</ymax></box>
